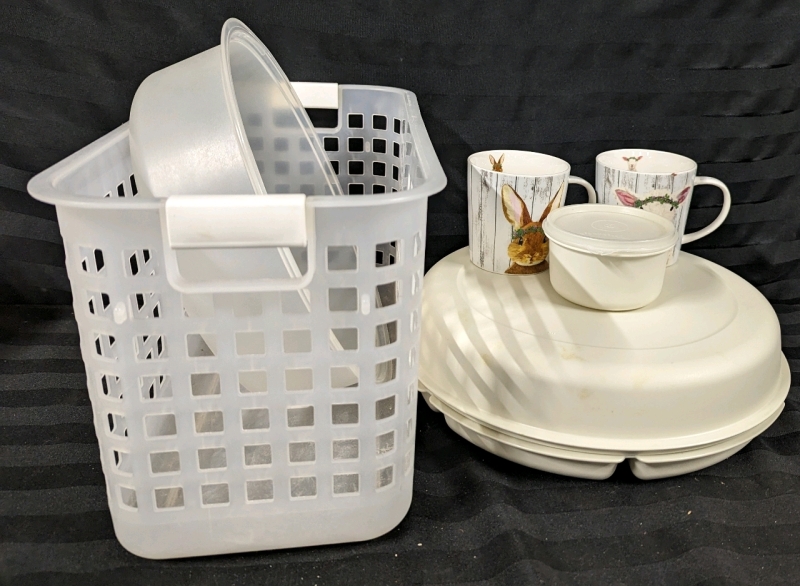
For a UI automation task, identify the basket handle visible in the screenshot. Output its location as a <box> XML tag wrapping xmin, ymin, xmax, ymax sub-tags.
<box><xmin>160</xmin><ymin>194</ymin><xmax>316</xmax><ymax>294</ymax></box>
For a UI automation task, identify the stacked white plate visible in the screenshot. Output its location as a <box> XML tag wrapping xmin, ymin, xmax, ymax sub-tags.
<box><xmin>418</xmin><ymin>247</ymin><xmax>789</xmax><ymax>479</ymax></box>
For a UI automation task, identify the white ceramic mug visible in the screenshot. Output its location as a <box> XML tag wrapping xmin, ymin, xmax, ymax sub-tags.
<box><xmin>595</xmin><ymin>149</ymin><xmax>731</xmax><ymax>265</ymax></box>
<box><xmin>468</xmin><ymin>150</ymin><xmax>596</xmax><ymax>275</ymax></box>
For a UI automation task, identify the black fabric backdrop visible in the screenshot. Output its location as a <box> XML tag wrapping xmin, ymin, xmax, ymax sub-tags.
<box><xmin>3</xmin><ymin>1</ymin><xmax>800</xmax><ymax>584</ymax></box>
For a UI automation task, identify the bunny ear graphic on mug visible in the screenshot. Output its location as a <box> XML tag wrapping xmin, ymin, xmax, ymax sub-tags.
<box><xmin>489</xmin><ymin>153</ymin><xmax>505</xmax><ymax>172</ymax></box>
<box><xmin>500</xmin><ymin>182</ymin><xmax>564</xmax><ymax>275</ymax></box>
<box><xmin>615</xmin><ymin>185</ymin><xmax>691</xmax><ymax>222</ymax></box>
<box><xmin>501</xmin><ymin>184</ymin><xmax>532</xmax><ymax>228</ymax></box>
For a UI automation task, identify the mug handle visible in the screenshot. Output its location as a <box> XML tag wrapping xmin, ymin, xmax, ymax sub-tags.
<box><xmin>568</xmin><ymin>176</ymin><xmax>597</xmax><ymax>203</ymax></box>
<box><xmin>681</xmin><ymin>176</ymin><xmax>731</xmax><ymax>244</ymax></box>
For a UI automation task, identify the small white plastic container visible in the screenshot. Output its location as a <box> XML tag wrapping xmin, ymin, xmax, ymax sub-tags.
<box><xmin>543</xmin><ymin>204</ymin><xmax>677</xmax><ymax>311</ymax></box>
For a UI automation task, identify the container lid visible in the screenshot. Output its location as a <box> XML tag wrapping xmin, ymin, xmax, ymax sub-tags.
<box><xmin>542</xmin><ymin>204</ymin><xmax>677</xmax><ymax>256</ymax></box>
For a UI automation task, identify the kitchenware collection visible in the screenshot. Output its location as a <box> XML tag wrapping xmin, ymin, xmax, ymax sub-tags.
<box><xmin>27</xmin><ymin>17</ymin><xmax>787</xmax><ymax>559</ymax></box>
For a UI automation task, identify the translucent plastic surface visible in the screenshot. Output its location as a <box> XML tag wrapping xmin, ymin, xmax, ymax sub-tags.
<box><xmin>130</xmin><ymin>18</ymin><xmax>340</xmax><ymax>200</ymax></box>
<box><xmin>28</xmin><ymin>85</ymin><xmax>446</xmax><ymax>559</ymax></box>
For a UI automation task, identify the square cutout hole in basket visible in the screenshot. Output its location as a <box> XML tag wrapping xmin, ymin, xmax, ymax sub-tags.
<box><xmin>327</xmin><ymin>245</ymin><xmax>358</xmax><ymax>271</ymax></box>
<box><xmin>376</xmin><ymin>395</ymin><xmax>397</xmax><ymax>420</ymax></box>
<box><xmin>333</xmin><ymin>473</ymin><xmax>360</xmax><ymax>495</ymax></box>
<box><xmin>242</xmin><ymin>408</ymin><xmax>270</xmax><ymax>431</ymax></box>
<box><xmin>186</xmin><ymin>334</ymin><xmax>213</xmax><ymax>358</ymax></box>
<box><xmin>372</xmin><ymin>161</ymin><xmax>386</xmax><ymax>177</ymax></box>
<box><xmin>274</xmin><ymin>137</ymin><xmax>288</xmax><ymax>151</ymax></box>
<box><xmin>244</xmin><ymin>444</ymin><xmax>272</xmax><ymax>467</ymax></box>
<box><xmin>194</xmin><ymin>411</ymin><xmax>224</xmax><ymax>434</ymax></box>
<box><xmin>285</xmin><ymin>368</ymin><xmax>313</xmax><ymax>391</ymax></box>
<box><xmin>376</xmin><ymin>282</ymin><xmax>398</xmax><ymax>307</ymax></box>
<box><xmin>150</xmin><ymin>451</ymin><xmax>180</xmax><ymax>474</ymax></box>
<box><xmin>289</xmin><ymin>441</ymin><xmax>316</xmax><ymax>463</ymax></box>
<box><xmin>375</xmin><ymin>320</ymin><xmax>398</xmax><ymax>347</ymax></box>
<box><xmin>348</xmin><ymin>113</ymin><xmax>364</xmax><ymax>128</ymax></box>
<box><xmin>144</xmin><ymin>413</ymin><xmax>175</xmax><ymax>438</ymax></box>
<box><xmin>119</xmin><ymin>486</ymin><xmax>137</xmax><ymax>509</ymax></box>
<box><xmin>332</xmin><ymin>403</ymin><xmax>359</xmax><ymax>425</ymax></box>
<box><xmin>372</xmin><ymin>114</ymin><xmax>387</xmax><ymax>130</ymax></box>
<box><xmin>191</xmin><ymin>372</ymin><xmax>220</xmax><ymax>397</ymax></box>
<box><xmin>87</xmin><ymin>291</ymin><xmax>111</xmax><ymax>317</ymax></box>
<box><xmin>79</xmin><ymin>247</ymin><xmax>105</xmax><ymax>274</ymax></box>
<box><xmin>331</xmin><ymin>365</ymin><xmax>359</xmax><ymax>388</ymax></box>
<box><xmin>347</xmin><ymin>137</ymin><xmax>364</xmax><ymax>152</ymax></box>
<box><xmin>376</xmin><ymin>431</ymin><xmax>396</xmax><ymax>456</ymax></box>
<box><xmin>198</xmin><ymin>447</ymin><xmax>227</xmax><ymax>470</ymax></box>
<box><xmin>373</xmin><ymin>184</ymin><xmax>386</xmax><ymax>194</ymax></box>
<box><xmin>94</xmin><ymin>334</ymin><xmax>117</xmax><ymax>359</ymax></box>
<box><xmin>375</xmin><ymin>359</ymin><xmax>397</xmax><ymax>384</ymax></box>
<box><xmin>248</xmin><ymin>136</ymin><xmax>264</xmax><ymax>151</ymax></box>
<box><xmin>246</xmin><ymin>479</ymin><xmax>274</xmax><ymax>502</ymax></box>
<box><xmin>154</xmin><ymin>487</ymin><xmax>184</xmax><ymax>509</ymax></box>
<box><xmin>290</xmin><ymin>476</ymin><xmax>317</xmax><ymax>498</ymax></box>
<box><xmin>236</xmin><ymin>332</ymin><xmax>265</xmax><ymax>356</ymax></box>
<box><xmin>112</xmin><ymin>449</ymin><xmax>132</xmax><ymax>475</ymax></box>
<box><xmin>283</xmin><ymin>329</ymin><xmax>311</xmax><ymax>353</ymax></box>
<box><xmin>376</xmin><ymin>465</ymin><xmax>394</xmax><ymax>489</ymax></box>
<box><xmin>239</xmin><ymin>370</ymin><xmax>268</xmax><ymax>394</ymax></box>
<box><xmin>348</xmin><ymin>160</ymin><xmax>364</xmax><ymax>176</ymax></box>
<box><xmin>329</xmin><ymin>288</ymin><xmax>358</xmax><ymax>312</ymax></box>
<box><xmin>100</xmin><ymin>374</ymin><xmax>122</xmax><ymax>400</ymax></box>
<box><xmin>287</xmin><ymin>406</ymin><xmax>314</xmax><ymax>428</ymax></box>
<box><xmin>141</xmin><ymin>375</ymin><xmax>171</xmax><ymax>400</ymax></box>
<box><xmin>373</xmin><ymin>138</ymin><xmax>387</xmax><ymax>154</ymax></box>
<box><xmin>348</xmin><ymin>183</ymin><xmax>365</xmax><ymax>195</ymax></box>
<box><xmin>375</xmin><ymin>241</ymin><xmax>397</xmax><ymax>267</ymax></box>
<box><xmin>330</xmin><ymin>327</ymin><xmax>358</xmax><ymax>351</ymax></box>
<box><xmin>136</xmin><ymin>334</ymin><xmax>166</xmax><ymax>360</ymax></box>
<box><xmin>107</xmin><ymin>413</ymin><xmax>127</xmax><ymax>437</ymax></box>
<box><xmin>201</xmin><ymin>483</ymin><xmax>229</xmax><ymax>506</ymax></box>
<box><xmin>324</xmin><ymin>136</ymin><xmax>339</xmax><ymax>152</ymax></box>
<box><xmin>125</xmin><ymin>248</ymin><xmax>157</xmax><ymax>277</ymax></box>
<box><xmin>332</xmin><ymin>438</ymin><xmax>359</xmax><ymax>460</ymax></box>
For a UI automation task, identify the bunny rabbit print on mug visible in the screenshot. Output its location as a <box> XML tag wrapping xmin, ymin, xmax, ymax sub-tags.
<box><xmin>596</xmin><ymin>149</ymin><xmax>731</xmax><ymax>264</ymax></box>
<box><xmin>615</xmin><ymin>186</ymin><xmax>691</xmax><ymax>222</ymax></box>
<box><xmin>501</xmin><ymin>183</ymin><xmax>562</xmax><ymax>274</ymax></box>
<box><xmin>467</xmin><ymin>150</ymin><xmax>596</xmax><ymax>275</ymax></box>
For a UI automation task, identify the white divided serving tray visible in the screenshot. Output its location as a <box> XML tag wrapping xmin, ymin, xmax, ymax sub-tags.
<box><xmin>418</xmin><ymin>247</ymin><xmax>789</xmax><ymax>479</ymax></box>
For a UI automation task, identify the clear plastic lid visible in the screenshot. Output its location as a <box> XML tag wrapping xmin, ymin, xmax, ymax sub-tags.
<box><xmin>221</xmin><ymin>19</ymin><xmax>342</xmax><ymax>197</ymax></box>
<box><xmin>542</xmin><ymin>204</ymin><xmax>677</xmax><ymax>256</ymax></box>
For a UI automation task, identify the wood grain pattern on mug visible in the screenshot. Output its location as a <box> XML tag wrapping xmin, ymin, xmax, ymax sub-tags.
<box><xmin>468</xmin><ymin>164</ymin><xmax>568</xmax><ymax>274</ymax></box>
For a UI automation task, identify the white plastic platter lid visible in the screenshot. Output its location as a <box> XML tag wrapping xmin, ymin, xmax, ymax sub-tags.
<box><xmin>418</xmin><ymin>247</ymin><xmax>790</xmax><ymax>478</ymax></box>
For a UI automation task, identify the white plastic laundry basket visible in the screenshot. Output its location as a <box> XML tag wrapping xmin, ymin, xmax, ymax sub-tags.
<box><xmin>28</xmin><ymin>83</ymin><xmax>446</xmax><ymax>559</ymax></box>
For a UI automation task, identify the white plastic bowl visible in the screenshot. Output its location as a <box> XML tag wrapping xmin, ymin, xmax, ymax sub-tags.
<box><xmin>543</xmin><ymin>204</ymin><xmax>678</xmax><ymax>311</ymax></box>
<box><xmin>129</xmin><ymin>18</ymin><xmax>340</xmax><ymax>199</ymax></box>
